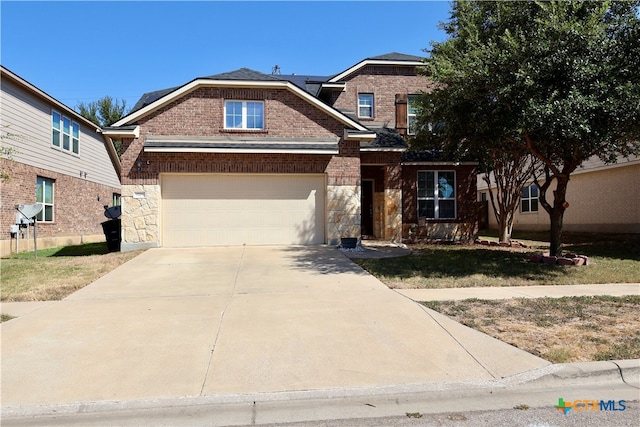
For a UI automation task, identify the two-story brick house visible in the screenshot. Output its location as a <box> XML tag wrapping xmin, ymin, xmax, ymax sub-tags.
<box><xmin>106</xmin><ymin>53</ymin><xmax>478</xmax><ymax>250</ymax></box>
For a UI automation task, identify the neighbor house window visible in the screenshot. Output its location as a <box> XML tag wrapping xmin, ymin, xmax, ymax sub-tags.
<box><xmin>52</xmin><ymin>110</ymin><xmax>79</xmax><ymax>154</ymax></box>
<box><xmin>36</xmin><ymin>177</ymin><xmax>54</xmax><ymax>222</ymax></box>
<box><xmin>112</xmin><ymin>193</ymin><xmax>121</xmax><ymax>206</ymax></box>
<box><xmin>521</xmin><ymin>184</ymin><xmax>539</xmax><ymax>213</ymax></box>
<box><xmin>224</xmin><ymin>100</ymin><xmax>264</xmax><ymax>130</ymax></box>
<box><xmin>358</xmin><ymin>93</ymin><xmax>374</xmax><ymax>118</ymax></box>
<box><xmin>417</xmin><ymin>171</ymin><xmax>456</xmax><ymax>219</ymax></box>
<box><xmin>408</xmin><ymin>95</ymin><xmax>419</xmax><ymax>135</ymax></box>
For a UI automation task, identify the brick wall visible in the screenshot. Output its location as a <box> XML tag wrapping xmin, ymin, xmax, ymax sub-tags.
<box><xmin>332</xmin><ymin>65</ymin><xmax>433</xmax><ymax>127</ymax></box>
<box><xmin>121</xmin><ymin>87</ymin><xmax>349</xmax><ymax>185</ymax></box>
<box><xmin>1</xmin><ymin>159</ymin><xmax>120</xmax><ymax>240</ymax></box>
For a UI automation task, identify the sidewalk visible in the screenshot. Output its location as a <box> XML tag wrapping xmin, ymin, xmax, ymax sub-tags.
<box><xmin>396</xmin><ymin>283</ymin><xmax>640</xmax><ymax>301</ymax></box>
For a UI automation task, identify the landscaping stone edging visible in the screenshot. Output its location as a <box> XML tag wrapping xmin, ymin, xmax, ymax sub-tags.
<box><xmin>529</xmin><ymin>252</ymin><xmax>590</xmax><ymax>266</ymax></box>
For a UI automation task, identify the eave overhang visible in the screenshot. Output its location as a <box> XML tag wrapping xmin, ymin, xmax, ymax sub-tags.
<box><xmin>361</xmin><ymin>147</ymin><xmax>407</xmax><ymax>152</ymax></box>
<box><xmin>101</xmin><ymin>126</ymin><xmax>140</xmax><ymax>138</ymax></box>
<box><xmin>401</xmin><ymin>161</ymin><xmax>479</xmax><ymax>166</ymax></box>
<box><xmin>345</xmin><ymin>130</ymin><xmax>377</xmax><ymax>141</ymax></box>
<box><xmin>143</xmin><ymin>135</ymin><xmax>339</xmax><ymax>155</ymax></box>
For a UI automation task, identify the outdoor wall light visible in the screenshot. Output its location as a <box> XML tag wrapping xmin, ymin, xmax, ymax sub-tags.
<box><xmin>136</xmin><ymin>159</ymin><xmax>142</xmax><ymax>171</ymax></box>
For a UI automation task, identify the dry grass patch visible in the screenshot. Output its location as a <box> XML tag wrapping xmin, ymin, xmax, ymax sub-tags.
<box><xmin>1</xmin><ymin>243</ymin><xmax>143</xmax><ymax>302</ymax></box>
<box><xmin>422</xmin><ymin>296</ymin><xmax>640</xmax><ymax>363</ymax></box>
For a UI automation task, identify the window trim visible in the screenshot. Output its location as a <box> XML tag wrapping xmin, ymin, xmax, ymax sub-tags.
<box><xmin>417</xmin><ymin>170</ymin><xmax>457</xmax><ymax>220</ymax></box>
<box><xmin>36</xmin><ymin>176</ymin><xmax>55</xmax><ymax>223</ymax></box>
<box><xmin>357</xmin><ymin>93</ymin><xmax>374</xmax><ymax>119</ymax></box>
<box><xmin>52</xmin><ymin>109</ymin><xmax>80</xmax><ymax>154</ymax></box>
<box><xmin>521</xmin><ymin>184</ymin><xmax>539</xmax><ymax>213</ymax></box>
<box><xmin>223</xmin><ymin>100</ymin><xmax>265</xmax><ymax>130</ymax></box>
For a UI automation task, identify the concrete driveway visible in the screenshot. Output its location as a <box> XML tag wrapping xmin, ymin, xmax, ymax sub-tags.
<box><xmin>1</xmin><ymin>246</ymin><xmax>549</xmax><ymax>409</ymax></box>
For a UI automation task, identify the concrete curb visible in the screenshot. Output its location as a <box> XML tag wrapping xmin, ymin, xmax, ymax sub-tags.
<box><xmin>2</xmin><ymin>360</ymin><xmax>638</xmax><ymax>422</ymax></box>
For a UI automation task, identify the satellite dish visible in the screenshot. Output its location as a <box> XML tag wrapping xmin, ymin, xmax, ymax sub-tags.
<box><xmin>16</xmin><ymin>204</ymin><xmax>43</xmax><ymax>219</ymax></box>
<box><xmin>104</xmin><ymin>205</ymin><xmax>122</xmax><ymax>219</ymax></box>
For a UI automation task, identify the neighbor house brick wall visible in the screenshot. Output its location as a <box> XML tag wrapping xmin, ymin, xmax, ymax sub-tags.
<box><xmin>331</xmin><ymin>66</ymin><xmax>432</xmax><ymax>127</ymax></box>
<box><xmin>482</xmin><ymin>163</ymin><xmax>640</xmax><ymax>233</ymax></box>
<box><xmin>1</xmin><ymin>159</ymin><xmax>120</xmax><ymax>249</ymax></box>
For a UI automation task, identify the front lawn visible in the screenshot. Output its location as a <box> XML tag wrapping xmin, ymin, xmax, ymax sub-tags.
<box><xmin>354</xmin><ymin>232</ymin><xmax>640</xmax><ymax>288</ymax></box>
<box><xmin>1</xmin><ymin>243</ymin><xmax>143</xmax><ymax>302</ymax></box>
<box><xmin>422</xmin><ymin>296</ymin><xmax>640</xmax><ymax>363</ymax></box>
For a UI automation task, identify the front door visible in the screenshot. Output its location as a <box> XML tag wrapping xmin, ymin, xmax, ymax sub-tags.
<box><xmin>361</xmin><ymin>180</ymin><xmax>374</xmax><ymax>237</ymax></box>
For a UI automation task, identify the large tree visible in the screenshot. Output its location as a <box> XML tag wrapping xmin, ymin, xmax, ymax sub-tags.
<box><xmin>415</xmin><ymin>0</ymin><xmax>640</xmax><ymax>255</ymax></box>
<box><xmin>76</xmin><ymin>96</ymin><xmax>128</xmax><ymax>157</ymax></box>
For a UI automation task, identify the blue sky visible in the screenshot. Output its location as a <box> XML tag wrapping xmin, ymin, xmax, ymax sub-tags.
<box><xmin>1</xmin><ymin>1</ymin><xmax>452</xmax><ymax>110</ymax></box>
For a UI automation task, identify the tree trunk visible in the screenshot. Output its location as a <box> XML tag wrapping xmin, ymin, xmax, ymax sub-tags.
<box><xmin>497</xmin><ymin>209</ymin><xmax>513</xmax><ymax>242</ymax></box>
<box><xmin>548</xmin><ymin>176</ymin><xmax>570</xmax><ymax>256</ymax></box>
<box><xmin>549</xmin><ymin>208</ymin><xmax>564</xmax><ymax>256</ymax></box>
<box><xmin>498</xmin><ymin>222</ymin><xmax>512</xmax><ymax>243</ymax></box>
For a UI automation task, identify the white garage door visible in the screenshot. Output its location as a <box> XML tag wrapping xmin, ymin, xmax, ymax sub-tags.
<box><xmin>161</xmin><ymin>174</ymin><xmax>325</xmax><ymax>247</ymax></box>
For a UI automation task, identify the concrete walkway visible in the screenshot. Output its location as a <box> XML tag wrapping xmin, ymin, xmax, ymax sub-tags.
<box><xmin>397</xmin><ymin>283</ymin><xmax>640</xmax><ymax>301</ymax></box>
<box><xmin>1</xmin><ymin>246</ymin><xmax>549</xmax><ymax>411</ymax></box>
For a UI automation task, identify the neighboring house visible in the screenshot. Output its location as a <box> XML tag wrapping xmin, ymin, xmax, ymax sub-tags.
<box><xmin>105</xmin><ymin>53</ymin><xmax>479</xmax><ymax>251</ymax></box>
<box><xmin>477</xmin><ymin>155</ymin><xmax>640</xmax><ymax>233</ymax></box>
<box><xmin>0</xmin><ymin>66</ymin><xmax>121</xmax><ymax>254</ymax></box>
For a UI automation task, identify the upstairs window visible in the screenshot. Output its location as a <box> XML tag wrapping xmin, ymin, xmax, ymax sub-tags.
<box><xmin>36</xmin><ymin>176</ymin><xmax>54</xmax><ymax>222</ymax></box>
<box><xmin>408</xmin><ymin>95</ymin><xmax>419</xmax><ymax>135</ymax></box>
<box><xmin>417</xmin><ymin>171</ymin><xmax>456</xmax><ymax>219</ymax></box>
<box><xmin>358</xmin><ymin>93</ymin><xmax>374</xmax><ymax>118</ymax></box>
<box><xmin>52</xmin><ymin>110</ymin><xmax>79</xmax><ymax>154</ymax></box>
<box><xmin>521</xmin><ymin>184</ymin><xmax>539</xmax><ymax>213</ymax></box>
<box><xmin>224</xmin><ymin>101</ymin><xmax>264</xmax><ymax>130</ymax></box>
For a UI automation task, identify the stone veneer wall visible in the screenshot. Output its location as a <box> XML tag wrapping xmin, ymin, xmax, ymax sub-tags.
<box><xmin>326</xmin><ymin>184</ymin><xmax>361</xmax><ymax>245</ymax></box>
<box><xmin>120</xmin><ymin>184</ymin><xmax>160</xmax><ymax>251</ymax></box>
<box><xmin>384</xmin><ymin>188</ymin><xmax>403</xmax><ymax>242</ymax></box>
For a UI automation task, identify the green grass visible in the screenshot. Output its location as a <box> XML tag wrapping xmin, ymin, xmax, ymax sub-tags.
<box><xmin>354</xmin><ymin>232</ymin><xmax>640</xmax><ymax>288</ymax></box>
<box><xmin>1</xmin><ymin>242</ymin><xmax>142</xmax><ymax>302</ymax></box>
<box><xmin>7</xmin><ymin>242</ymin><xmax>111</xmax><ymax>259</ymax></box>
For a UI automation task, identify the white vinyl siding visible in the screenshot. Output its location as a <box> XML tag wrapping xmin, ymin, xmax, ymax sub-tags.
<box><xmin>1</xmin><ymin>78</ymin><xmax>120</xmax><ymax>188</ymax></box>
<box><xmin>161</xmin><ymin>174</ymin><xmax>325</xmax><ymax>246</ymax></box>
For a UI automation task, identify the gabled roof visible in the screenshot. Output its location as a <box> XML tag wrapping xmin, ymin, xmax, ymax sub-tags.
<box><xmin>113</xmin><ymin>68</ymin><xmax>369</xmax><ymax>132</ymax></box>
<box><xmin>328</xmin><ymin>52</ymin><xmax>425</xmax><ymax>83</ymax></box>
<box><xmin>203</xmin><ymin>68</ymin><xmax>282</xmax><ymax>81</ymax></box>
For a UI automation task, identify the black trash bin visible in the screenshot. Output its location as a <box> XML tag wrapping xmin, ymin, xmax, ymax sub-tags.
<box><xmin>101</xmin><ymin>218</ymin><xmax>121</xmax><ymax>252</ymax></box>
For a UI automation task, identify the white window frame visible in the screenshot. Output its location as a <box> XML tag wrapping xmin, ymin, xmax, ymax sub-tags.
<box><xmin>358</xmin><ymin>93</ymin><xmax>374</xmax><ymax>118</ymax></box>
<box><xmin>36</xmin><ymin>176</ymin><xmax>55</xmax><ymax>222</ymax></box>
<box><xmin>408</xmin><ymin>94</ymin><xmax>419</xmax><ymax>135</ymax></box>
<box><xmin>224</xmin><ymin>100</ymin><xmax>265</xmax><ymax>130</ymax></box>
<box><xmin>52</xmin><ymin>110</ymin><xmax>79</xmax><ymax>154</ymax></box>
<box><xmin>521</xmin><ymin>184</ymin><xmax>539</xmax><ymax>213</ymax></box>
<box><xmin>417</xmin><ymin>170</ymin><xmax>457</xmax><ymax>220</ymax></box>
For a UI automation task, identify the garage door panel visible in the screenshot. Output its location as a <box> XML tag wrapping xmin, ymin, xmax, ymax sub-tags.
<box><xmin>161</xmin><ymin>174</ymin><xmax>325</xmax><ymax>247</ymax></box>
